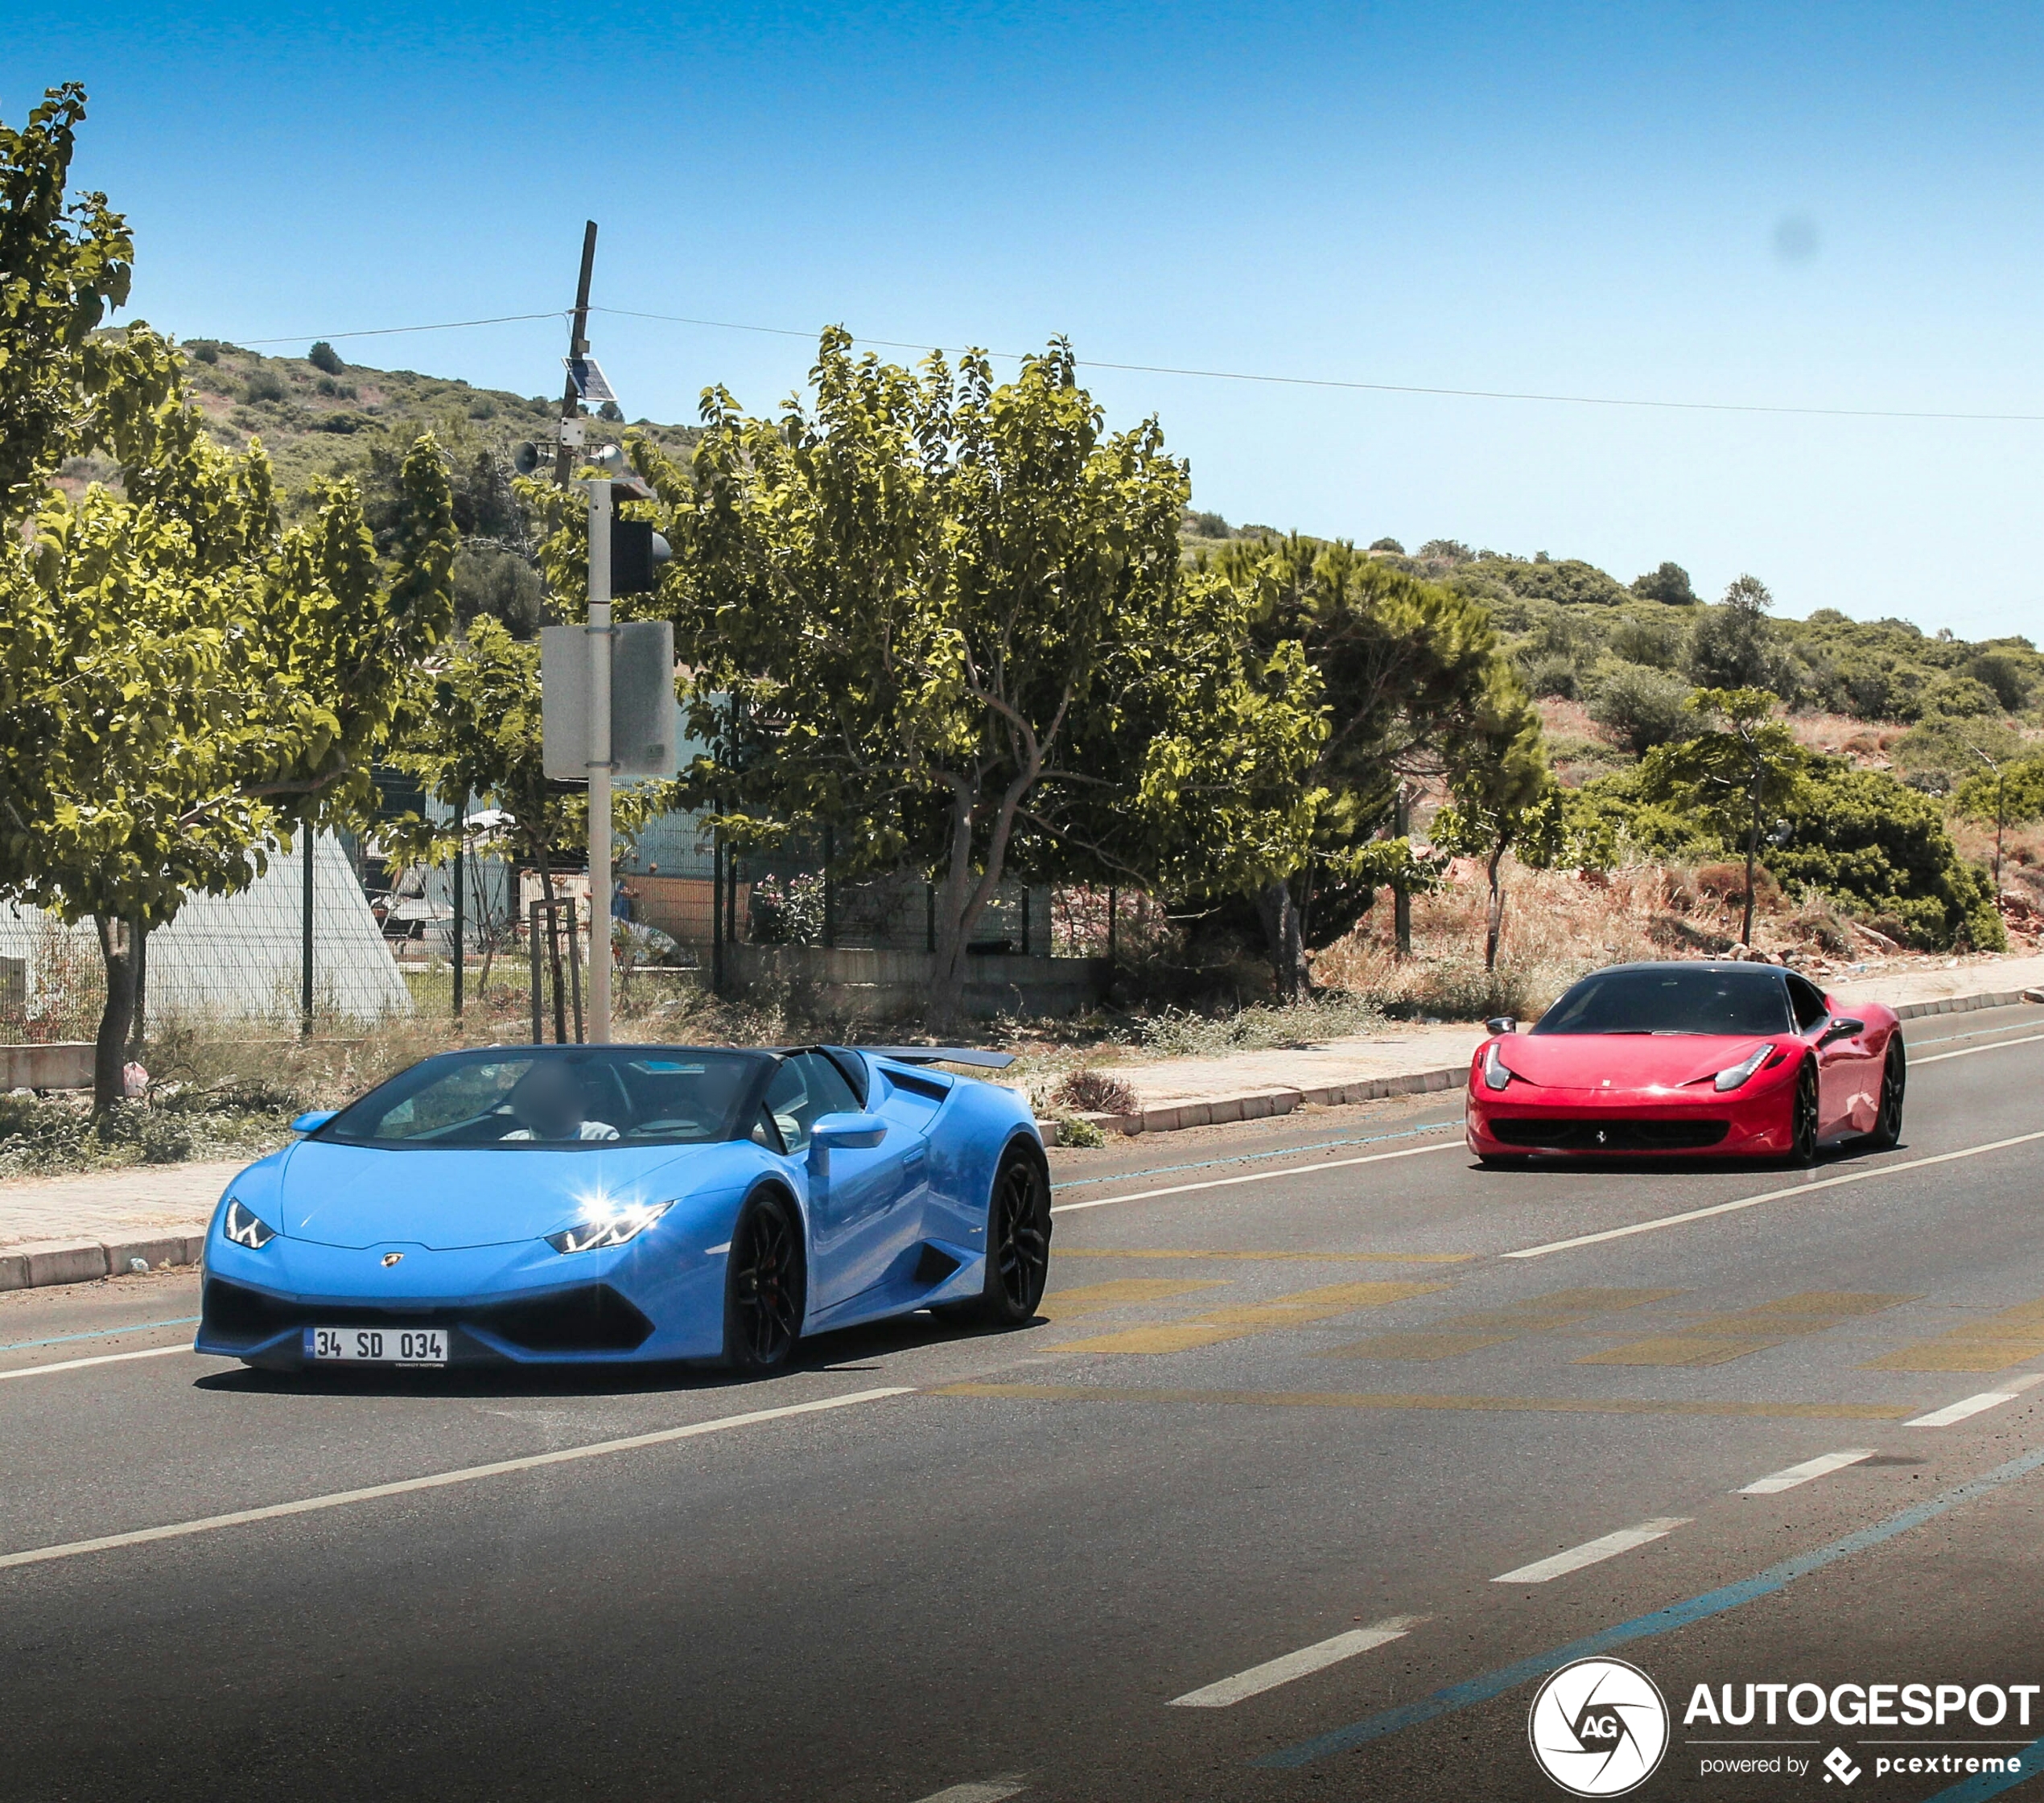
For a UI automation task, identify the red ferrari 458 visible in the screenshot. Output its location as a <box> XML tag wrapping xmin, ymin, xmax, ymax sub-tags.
<box><xmin>1465</xmin><ymin>961</ymin><xmax>1905</xmax><ymax>1166</ymax></box>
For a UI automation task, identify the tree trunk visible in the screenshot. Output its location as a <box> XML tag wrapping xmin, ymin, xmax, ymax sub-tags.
<box><xmin>1484</xmin><ymin>845</ymin><xmax>1506</xmax><ymax>973</ymax></box>
<box><xmin>1392</xmin><ymin>782</ymin><xmax>1413</xmax><ymax>957</ymax></box>
<box><xmin>1255</xmin><ymin>878</ymin><xmax>1310</xmax><ymax>1002</ymax></box>
<box><xmin>92</xmin><ymin>914</ymin><xmax>138</xmax><ymax>1118</ymax></box>
<box><xmin>1742</xmin><ymin>769</ymin><xmax>1762</xmax><ymax>949</ymax></box>
<box><xmin>928</xmin><ymin>786</ymin><xmax>980</xmax><ymax>1031</ymax></box>
<box><xmin>126</xmin><ymin>916</ymin><xmax>148</xmax><ymax>1059</ymax></box>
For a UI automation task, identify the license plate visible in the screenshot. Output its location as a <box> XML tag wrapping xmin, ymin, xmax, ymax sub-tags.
<box><xmin>304</xmin><ymin>1325</ymin><xmax>447</xmax><ymax>1365</ymax></box>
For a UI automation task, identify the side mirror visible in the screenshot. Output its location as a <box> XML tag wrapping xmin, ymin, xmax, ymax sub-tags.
<box><xmin>1819</xmin><ymin>1018</ymin><xmax>1865</xmax><ymax>1045</ymax></box>
<box><xmin>1484</xmin><ymin>1015</ymin><xmax>1519</xmax><ymax>1036</ymax></box>
<box><xmin>290</xmin><ymin>1109</ymin><xmax>336</xmax><ymax>1134</ymax></box>
<box><xmin>810</xmin><ymin>1111</ymin><xmax>887</xmax><ymax>1152</ymax></box>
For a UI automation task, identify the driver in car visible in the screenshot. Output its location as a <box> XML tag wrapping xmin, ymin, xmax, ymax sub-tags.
<box><xmin>501</xmin><ymin>1060</ymin><xmax>620</xmax><ymax>1142</ymax></box>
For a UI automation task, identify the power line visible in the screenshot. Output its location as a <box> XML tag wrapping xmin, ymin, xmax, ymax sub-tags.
<box><xmin>232</xmin><ymin>310</ymin><xmax>567</xmax><ymax>346</ymax></box>
<box><xmin>214</xmin><ymin>300</ymin><xmax>2044</xmax><ymax>424</ymax></box>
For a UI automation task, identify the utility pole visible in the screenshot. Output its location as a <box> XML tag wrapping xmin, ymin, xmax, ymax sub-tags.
<box><xmin>553</xmin><ymin>222</ymin><xmax>598</xmax><ymax>487</ymax></box>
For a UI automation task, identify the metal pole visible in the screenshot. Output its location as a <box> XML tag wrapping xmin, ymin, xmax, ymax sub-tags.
<box><xmin>565</xmin><ymin>899</ymin><xmax>586</xmax><ymax>1044</ymax></box>
<box><xmin>587</xmin><ymin>481</ymin><xmax>613</xmax><ymax>1043</ymax></box>
<box><xmin>451</xmin><ymin>830</ymin><xmax>465</xmax><ymax>1021</ymax></box>
<box><xmin>822</xmin><ymin>824</ymin><xmax>836</xmax><ymax>948</ymax></box>
<box><xmin>1106</xmin><ymin>885</ymin><xmax>1117</xmax><ymax>963</ymax></box>
<box><xmin>1021</xmin><ymin>885</ymin><xmax>1031</xmax><ymax>957</ymax></box>
<box><xmin>301</xmin><ymin>831</ymin><xmax>315</xmax><ymax>1039</ymax></box>
<box><xmin>529</xmin><ymin>900</ymin><xmax>544</xmax><ymax>1044</ymax></box>
<box><xmin>711</xmin><ymin>825</ymin><xmax>725</xmax><ymax>998</ymax></box>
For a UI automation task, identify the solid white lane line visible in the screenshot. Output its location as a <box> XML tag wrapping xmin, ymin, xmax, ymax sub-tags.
<box><xmin>0</xmin><ymin>1344</ymin><xmax>192</xmax><ymax>1381</ymax></box>
<box><xmin>1905</xmin><ymin>1373</ymin><xmax>2044</xmax><ymax>1429</ymax></box>
<box><xmin>1914</xmin><ymin>1032</ymin><xmax>2044</xmax><ymax>1066</ymax></box>
<box><xmin>1502</xmin><ymin>1130</ymin><xmax>2044</xmax><ymax>1261</ymax></box>
<box><xmin>910</xmin><ymin>1783</ymin><xmax>1026</xmax><ymax>1803</ymax></box>
<box><xmin>1492</xmin><ymin>1518</ymin><xmax>1690</xmax><ymax>1584</ymax></box>
<box><xmin>1168</xmin><ymin>1615</ymin><xmax>1425</xmax><ymax>1708</ymax></box>
<box><xmin>0</xmin><ymin>1387</ymin><xmax>913</xmax><ymax>1573</ymax></box>
<box><xmin>1050</xmin><ymin>1140</ymin><xmax>1463</xmax><ymax>1215</ymax></box>
<box><xmin>1737</xmin><ymin>1449</ymin><xmax>1877</xmax><ymax>1495</ymax></box>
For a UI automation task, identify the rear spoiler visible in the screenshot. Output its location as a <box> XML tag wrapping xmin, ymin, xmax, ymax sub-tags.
<box><xmin>866</xmin><ymin>1045</ymin><xmax>1016</xmax><ymax>1071</ymax></box>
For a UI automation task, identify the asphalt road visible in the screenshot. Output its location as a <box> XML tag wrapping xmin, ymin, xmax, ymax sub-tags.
<box><xmin>6</xmin><ymin>1003</ymin><xmax>2044</xmax><ymax>1803</ymax></box>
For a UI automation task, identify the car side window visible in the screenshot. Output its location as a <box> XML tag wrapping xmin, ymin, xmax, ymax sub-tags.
<box><xmin>762</xmin><ymin>1052</ymin><xmax>862</xmax><ymax>1155</ymax></box>
<box><xmin>749</xmin><ymin>1106</ymin><xmax>785</xmax><ymax>1153</ymax></box>
<box><xmin>1787</xmin><ymin>977</ymin><xmax>1828</xmax><ymax>1032</ymax></box>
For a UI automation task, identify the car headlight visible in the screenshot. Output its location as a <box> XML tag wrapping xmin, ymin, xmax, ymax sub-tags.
<box><xmin>1481</xmin><ymin>1040</ymin><xmax>1514</xmax><ymax>1091</ymax></box>
<box><xmin>545</xmin><ymin>1200</ymin><xmax>673</xmax><ymax>1254</ymax></box>
<box><xmin>222</xmin><ymin>1198</ymin><xmax>278</xmax><ymax>1249</ymax></box>
<box><xmin>1713</xmin><ymin>1044</ymin><xmax>1776</xmax><ymax>1092</ymax></box>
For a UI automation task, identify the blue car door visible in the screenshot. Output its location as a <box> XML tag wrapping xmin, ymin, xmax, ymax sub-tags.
<box><xmin>766</xmin><ymin>1052</ymin><xmax>919</xmax><ymax>1308</ymax></box>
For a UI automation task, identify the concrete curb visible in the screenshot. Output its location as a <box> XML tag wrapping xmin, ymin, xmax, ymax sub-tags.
<box><xmin>0</xmin><ymin>1229</ymin><xmax>207</xmax><ymax>1295</ymax></box>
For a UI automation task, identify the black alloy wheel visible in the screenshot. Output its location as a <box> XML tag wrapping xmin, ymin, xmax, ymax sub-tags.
<box><xmin>1866</xmin><ymin>1038</ymin><xmax>1906</xmax><ymax>1151</ymax></box>
<box><xmin>938</xmin><ymin>1146</ymin><xmax>1052</xmax><ymax>1328</ymax></box>
<box><xmin>1786</xmin><ymin>1057</ymin><xmax>1820</xmax><ymax>1167</ymax></box>
<box><xmin>725</xmin><ymin>1191</ymin><xmax>806</xmax><ymax>1372</ymax></box>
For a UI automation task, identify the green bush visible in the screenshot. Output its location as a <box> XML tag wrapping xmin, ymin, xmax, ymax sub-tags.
<box><xmin>1630</xmin><ymin>561</ymin><xmax>1697</xmax><ymax>606</ymax></box>
<box><xmin>243</xmin><ymin>369</ymin><xmax>286</xmax><ymax>405</ymax></box>
<box><xmin>307</xmin><ymin>340</ymin><xmax>344</xmax><ymax>375</ymax></box>
<box><xmin>1588</xmin><ymin>660</ymin><xmax>1693</xmax><ymax>754</ymax></box>
<box><xmin>1568</xmin><ymin>752</ymin><xmax>2005</xmax><ymax>949</ymax></box>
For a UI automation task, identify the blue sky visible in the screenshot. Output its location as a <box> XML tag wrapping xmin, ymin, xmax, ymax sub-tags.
<box><xmin>14</xmin><ymin>2</ymin><xmax>2044</xmax><ymax>638</ymax></box>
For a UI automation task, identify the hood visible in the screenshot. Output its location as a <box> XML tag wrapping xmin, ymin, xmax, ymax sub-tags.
<box><xmin>1498</xmin><ymin>1033</ymin><xmax>1774</xmax><ymax>1094</ymax></box>
<box><xmin>274</xmin><ymin>1139</ymin><xmax>736</xmax><ymax>1250</ymax></box>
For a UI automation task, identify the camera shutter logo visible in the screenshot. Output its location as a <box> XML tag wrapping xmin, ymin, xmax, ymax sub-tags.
<box><xmin>1527</xmin><ymin>1657</ymin><xmax>1669</xmax><ymax>1796</ymax></box>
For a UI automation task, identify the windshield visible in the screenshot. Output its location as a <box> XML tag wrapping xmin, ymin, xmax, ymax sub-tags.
<box><xmin>1532</xmin><ymin>968</ymin><xmax>1791</xmax><ymax>1037</ymax></box>
<box><xmin>316</xmin><ymin>1048</ymin><xmax>767</xmax><ymax>1148</ymax></box>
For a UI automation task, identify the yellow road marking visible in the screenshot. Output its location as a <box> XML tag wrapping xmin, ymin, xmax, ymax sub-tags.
<box><xmin>1576</xmin><ymin>1291</ymin><xmax>1919</xmax><ymax>1368</ymax></box>
<box><xmin>1861</xmin><ymin>1299</ymin><xmax>2044</xmax><ymax>1373</ymax></box>
<box><xmin>1055</xmin><ymin>1249</ymin><xmax>1473</xmax><ymax>1265</ymax></box>
<box><xmin>929</xmin><ymin>1381</ymin><xmax>1916</xmax><ymax>1422</ymax></box>
<box><xmin>1034</xmin><ymin>1278</ymin><xmax>1231</xmax><ymax>1322</ymax></box>
<box><xmin>1052</xmin><ymin>1280</ymin><xmax>1451</xmax><ymax>1355</ymax></box>
<box><xmin>1330</xmin><ymin>1287</ymin><xmax>1686</xmax><ymax>1361</ymax></box>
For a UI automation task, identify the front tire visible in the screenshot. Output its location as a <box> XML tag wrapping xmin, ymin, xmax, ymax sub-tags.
<box><xmin>724</xmin><ymin>1189</ymin><xmax>806</xmax><ymax>1373</ymax></box>
<box><xmin>1784</xmin><ymin>1057</ymin><xmax>1819</xmax><ymax>1167</ymax></box>
<box><xmin>939</xmin><ymin>1144</ymin><xmax>1051</xmax><ymax>1328</ymax></box>
<box><xmin>1865</xmin><ymin>1038</ymin><xmax>1906</xmax><ymax>1150</ymax></box>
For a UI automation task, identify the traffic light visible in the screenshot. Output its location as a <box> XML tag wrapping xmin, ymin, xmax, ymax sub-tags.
<box><xmin>609</xmin><ymin>517</ymin><xmax>671</xmax><ymax>596</ymax></box>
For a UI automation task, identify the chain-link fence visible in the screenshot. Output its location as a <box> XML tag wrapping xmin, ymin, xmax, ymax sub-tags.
<box><xmin>0</xmin><ymin>835</ymin><xmax>412</xmax><ymax>1044</ymax></box>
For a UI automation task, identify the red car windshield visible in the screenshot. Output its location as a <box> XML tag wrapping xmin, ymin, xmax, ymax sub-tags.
<box><xmin>1533</xmin><ymin>968</ymin><xmax>1791</xmax><ymax>1037</ymax></box>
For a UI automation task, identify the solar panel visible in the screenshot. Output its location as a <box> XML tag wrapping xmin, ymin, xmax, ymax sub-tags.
<box><xmin>563</xmin><ymin>355</ymin><xmax>617</xmax><ymax>403</ymax></box>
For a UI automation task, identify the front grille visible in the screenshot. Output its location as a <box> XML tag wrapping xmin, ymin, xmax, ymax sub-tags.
<box><xmin>202</xmin><ymin>1277</ymin><xmax>653</xmax><ymax>1355</ymax></box>
<box><xmin>1492</xmin><ymin>1118</ymin><xmax>1730</xmax><ymax>1152</ymax></box>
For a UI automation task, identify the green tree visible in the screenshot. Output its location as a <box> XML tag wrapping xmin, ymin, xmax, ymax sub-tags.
<box><xmin>620</xmin><ymin>331</ymin><xmax>1321</xmax><ymax>1023</ymax></box>
<box><xmin>0</xmin><ymin>84</ymin><xmax>178</xmax><ymax>523</ymax></box>
<box><xmin>1683</xmin><ymin>574</ymin><xmax>1799</xmax><ymax>698</ymax></box>
<box><xmin>1953</xmin><ymin>751</ymin><xmax>2044</xmax><ymax>893</ymax></box>
<box><xmin>1212</xmin><ymin>536</ymin><xmax>1528</xmax><ymax>992</ymax></box>
<box><xmin>0</xmin><ymin>408</ymin><xmax>455</xmax><ymax>1108</ymax></box>
<box><xmin>307</xmin><ymin>340</ymin><xmax>344</xmax><ymax>376</ymax></box>
<box><xmin>1431</xmin><ymin>710</ymin><xmax>1565</xmax><ymax>971</ymax></box>
<box><xmin>1630</xmin><ymin>561</ymin><xmax>1697</xmax><ymax>606</ymax></box>
<box><xmin>1645</xmin><ymin>687</ymin><xmax>1806</xmax><ymax>946</ymax></box>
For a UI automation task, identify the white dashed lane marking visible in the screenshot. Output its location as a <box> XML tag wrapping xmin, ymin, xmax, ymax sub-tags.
<box><xmin>1492</xmin><ymin>1518</ymin><xmax>1690</xmax><ymax>1584</ymax></box>
<box><xmin>0</xmin><ymin>1344</ymin><xmax>192</xmax><ymax>1382</ymax></box>
<box><xmin>1905</xmin><ymin>1373</ymin><xmax>2044</xmax><ymax>1428</ymax></box>
<box><xmin>1737</xmin><ymin>1449</ymin><xmax>1877</xmax><ymax>1494</ymax></box>
<box><xmin>1168</xmin><ymin>1616</ymin><xmax>1425</xmax><ymax>1708</ymax></box>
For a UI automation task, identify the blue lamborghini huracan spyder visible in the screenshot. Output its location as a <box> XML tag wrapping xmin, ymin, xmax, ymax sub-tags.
<box><xmin>197</xmin><ymin>1044</ymin><xmax>1050</xmax><ymax>1373</ymax></box>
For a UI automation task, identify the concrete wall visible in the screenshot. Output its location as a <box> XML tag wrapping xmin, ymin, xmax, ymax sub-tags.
<box><xmin>729</xmin><ymin>945</ymin><xmax>1106</xmax><ymax>1019</ymax></box>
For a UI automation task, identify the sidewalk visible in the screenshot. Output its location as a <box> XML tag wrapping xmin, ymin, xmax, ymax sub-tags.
<box><xmin>1094</xmin><ymin>950</ymin><xmax>2044</xmax><ymax>1133</ymax></box>
<box><xmin>4</xmin><ymin>953</ymin><xmax>2042</xmax><ymax>1291</ymax></box>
